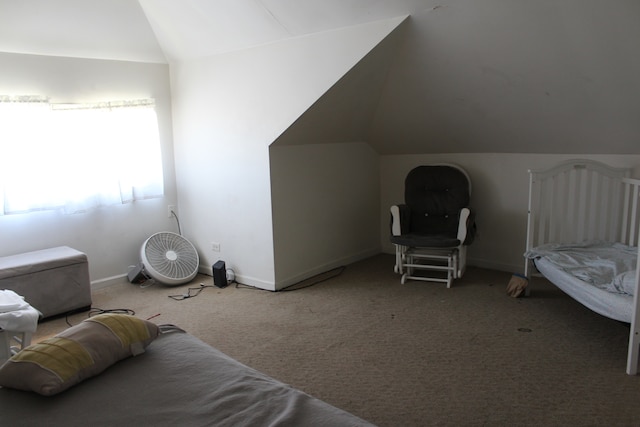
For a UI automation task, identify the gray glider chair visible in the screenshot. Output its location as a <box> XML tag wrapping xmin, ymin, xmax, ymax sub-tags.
<box><xmin>390</xmin><ymin>164</ymin><xmax>476</xmax><ymax>287</ymax></box>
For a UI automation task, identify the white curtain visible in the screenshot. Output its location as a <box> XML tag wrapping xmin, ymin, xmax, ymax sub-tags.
<box><xmin>0</xmin><ymin>97</ymin><xmax>164</xmax><ymax>215</ymax></box>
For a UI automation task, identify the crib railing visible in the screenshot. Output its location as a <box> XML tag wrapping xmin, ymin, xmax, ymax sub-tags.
<box><xmin>526</xmin><ymin>159</ymin><xmax>631</xmax><ymax>253</ymax></box>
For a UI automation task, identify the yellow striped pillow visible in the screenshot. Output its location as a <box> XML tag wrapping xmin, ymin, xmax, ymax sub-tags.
<box><xmin>0</xmin><ymin>314</ymin><xmax>159</xmax><ymax>396</ymax></box>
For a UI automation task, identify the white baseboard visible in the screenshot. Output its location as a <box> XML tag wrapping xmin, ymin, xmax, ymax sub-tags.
<box><xmin>274</xmin><ymin>246</ymin><xmax>380</xmax><ymax>291</ymax></box>
<box><xmin>91</xmin><ymin>273</ymin><xmax>128</xmax><ymax>290</ymax></box>
<box><xmin>89</xmin><ymin>252</ymin><xmax>514</xmax><ymax>293</ymax></box>
<box><xmin>197</xmin><ymin>247</ymin><xmax>381</xmax><ymax>292</ymax></box>
<box><xmin>197</xmin><ymin>264</ymin><xmax>276</xmax><ymax>291</ymax></box>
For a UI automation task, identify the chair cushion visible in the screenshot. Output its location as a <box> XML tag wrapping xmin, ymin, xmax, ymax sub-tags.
<box><xmin>391</xmin><ymin>233</ymin><xmax>461</xmax><ymax>248</ymax></box>
<box><xmin>404</xmin><ymin>165</ymin><xmax>470</xmax><ymax>236</ymax></box>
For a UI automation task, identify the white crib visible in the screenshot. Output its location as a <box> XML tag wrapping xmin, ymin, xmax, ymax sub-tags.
<box><xmin>524</xmin><ymin>159</ymin><xmax>640</xmax><ymax>375</ymax></box>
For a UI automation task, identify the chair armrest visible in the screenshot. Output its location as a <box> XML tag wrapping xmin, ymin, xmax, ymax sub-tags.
<box><xmin>457</xmin><ymin>207</ymin><xmax>477</xmax><ymax>245</ymax></box>
<box><xmin>390</xmin><ymin>204</ymin><xmax>410</xmax><ymax>236</ymax></box>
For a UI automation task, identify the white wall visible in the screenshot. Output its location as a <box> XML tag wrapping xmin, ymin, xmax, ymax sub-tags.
<box><xmin>270</xmin><ymin>142</ymin><xmax>380</xmax><ymax>288</ymax></box>
<box><xmin>381</xmin><ymin>154</ymin><xmax>640</xmax><ymax>274</ymax></box>
<box><xmin>170</xmin><ymin>17</ymin><xmax>405</xmax><ymax>290</ymax></box>
<box><xmin>0</xmin><ymin>52</ymin><xmax>177</xmax><ymax>286</ymax></box>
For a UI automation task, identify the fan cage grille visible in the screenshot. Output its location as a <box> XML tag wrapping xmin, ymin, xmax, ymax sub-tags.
<box><xmin>142</xmin><ymin>232</ymin><xmax>199</xmax><ymax>285</ymax></box>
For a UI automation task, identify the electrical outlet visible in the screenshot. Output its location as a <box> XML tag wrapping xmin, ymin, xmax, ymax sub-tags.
<box><xmin>211</xmin><ymin>242</ymin><xmax>221</xmax><ymax>252</ymax></box>
<box><xmin>167</xmin><ymin>205</ymin><xmax>176</xmax><ymax>218</ymax></box>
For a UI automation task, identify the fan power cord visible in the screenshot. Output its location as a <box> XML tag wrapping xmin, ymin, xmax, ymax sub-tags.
<box><xmin>170</xmin><ymin>209</ymin><xmax>183</xmax><ymax>236</ymax></box>
<box><xmin>65</xmin><ymin>307</ymin><xmax>136</xmax><ymax>327</ymax></box>
<box><xmin>168</xmin><ymin>283</ymin><xmax>215</xmax><ymax>301</ymax></box>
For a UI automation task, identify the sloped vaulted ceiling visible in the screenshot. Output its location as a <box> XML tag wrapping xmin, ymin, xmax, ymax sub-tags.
<box><xmin>140</xmin><ymin>0</ymin><xmax>640</xmax><ymax>154</ymax></box>
<box><xmin>2</xmin><ymin>0</ymin><xmax>639</xmax><ymax>154</ymax></box>
<box><xmin>0</xmin><ymin>0</ymin><xmax>166</xmax><ymax>63</ymax></box>
<box><xmin>272</xmin><ymin>21</ymin><xmax>407</xmax><ymax>147</ymax></box>
<box><xmin>137</xmin><ymin>0</ymin><xmax>431</xmax><ymax>61</ymax></box>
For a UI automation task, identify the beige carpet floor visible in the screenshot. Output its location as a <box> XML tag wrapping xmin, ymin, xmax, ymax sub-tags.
<box><xmin>35</xmin><ymin>254</ymin><xmax>640</xmax><ymax>426</ymax></box>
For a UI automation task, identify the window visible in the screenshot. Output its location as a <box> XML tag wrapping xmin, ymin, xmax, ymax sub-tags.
<box><xmin>0</xmin><ymin>96</ymin><xmax>164</xmax><ymax>215</ymax></box>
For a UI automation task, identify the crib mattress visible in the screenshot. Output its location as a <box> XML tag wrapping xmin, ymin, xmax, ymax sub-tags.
<box><xmin>535</xmin><ymin>257</ymin><xmax>633</xmax><ymax>323</ymax></box>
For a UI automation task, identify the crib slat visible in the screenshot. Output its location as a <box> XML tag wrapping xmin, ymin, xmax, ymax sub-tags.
<box><xmin>606</xmin><ymin>175</ymin><xmax>620</xmax><ymax>242</ymax></box>
<box><xmin>623</xmin><ymin>178</ymin><xmax>640</xmax><ymax>246</ymax></box>
<box><xmin>576</xmin><ymin>169</ymin><xmax>591</xmax><ymax>243</ymax></box>
<box><xmin>632</xmin><ymin>184</ymin><xmax>638</xmax><ymax>246</ymax></box>
<box><xmin>537</xmin><ymin>177</ymin><xmax>549</xmax><ymax>246</ymax></box>
<box><xmin>621</xmin><ymin>182</ymin><xmax>631</xmax><ymax>244</ymax></box>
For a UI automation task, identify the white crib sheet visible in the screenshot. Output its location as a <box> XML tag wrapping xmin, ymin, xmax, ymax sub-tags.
<box><xmin>527</xmin><ymin>241</ymin><xmax>636</xmax><ymax>323</ymax></box>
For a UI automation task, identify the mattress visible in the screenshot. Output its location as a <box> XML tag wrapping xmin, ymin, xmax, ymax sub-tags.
<box><xmin>0</xmin><ymin>330</ymin><xmax>374</xmax><ymax>427</ymax></box>
<box><xmin>526</xmin><ymin>241</ymin><xmax>637</xmax><ymax>323</ymax></box>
